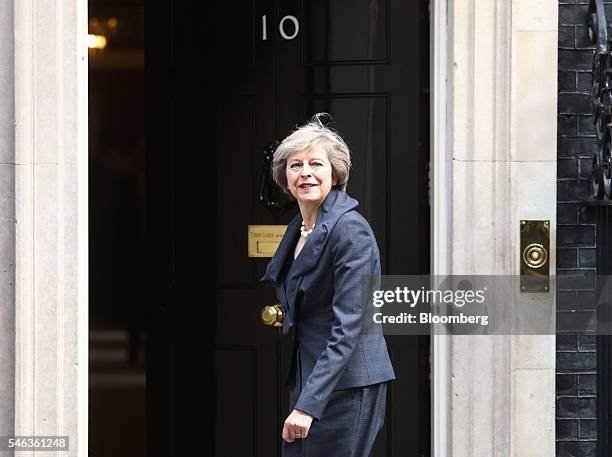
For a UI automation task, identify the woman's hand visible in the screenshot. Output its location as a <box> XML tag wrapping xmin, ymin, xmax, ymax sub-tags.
<box><xmin>282</xmin><ymin>409</ymin><xmax>314</xmax><ymax>442</ymax></box>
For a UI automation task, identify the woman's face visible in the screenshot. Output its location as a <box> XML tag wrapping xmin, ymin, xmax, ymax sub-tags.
<box><xmin>286</xmin><ymin>144</ymin><xmax>337</xmax><ymax>207</ymax></box>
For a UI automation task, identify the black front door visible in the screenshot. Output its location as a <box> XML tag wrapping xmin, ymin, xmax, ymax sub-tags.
<box><xmin>147</xmin><ymin>1</ymin><xmax>430</xmax><ymax>456</ymax></box>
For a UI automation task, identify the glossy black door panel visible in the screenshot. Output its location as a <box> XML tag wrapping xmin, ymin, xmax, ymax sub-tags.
<box><xmin>147</xmin><ymin>0</ymin><xmax>430</xmax><ymax>455</ymax></box>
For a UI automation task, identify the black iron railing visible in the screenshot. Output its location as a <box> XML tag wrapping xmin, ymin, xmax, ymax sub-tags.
<box><xmin>582</xmin><ymin>3</ymin><xmax>612</xmax><ymax>454</ymax></box>
<box><xmin>588</xmin><ymin>0</ymin><xmax>612</xmax><ymax>199</ymax></box>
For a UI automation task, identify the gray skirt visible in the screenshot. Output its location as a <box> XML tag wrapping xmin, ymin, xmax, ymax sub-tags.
<box><xmin>282</xmin><ymin>381</ymin><xmax>388</xmax><ymax>457</ymax></box>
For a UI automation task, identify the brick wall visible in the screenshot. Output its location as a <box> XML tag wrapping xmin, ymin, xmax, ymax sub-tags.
<box><xmin>557</xmin><ymin>2</ymin><xmax>599</xmax><ymax>455</ymax></box>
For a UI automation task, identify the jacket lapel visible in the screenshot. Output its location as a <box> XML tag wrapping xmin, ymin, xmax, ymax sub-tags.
<box><xmin>259</xmin><ymin>190</ymin><xmax>360</xmax><ymax>319</ymax></box>
<box><xmin>283</xmin><ymin>190</ymin><xmax>359</xmax><ymax>314</ymax></box>
<box><xmin>283</xmin><ymin>224</ymin><xmax>327</xmax><ymax>315</ymax></box>
<box><xmin>260</xmin><ymin>214</ymin><xmax>301</xmax><ymax>285</ymax></box>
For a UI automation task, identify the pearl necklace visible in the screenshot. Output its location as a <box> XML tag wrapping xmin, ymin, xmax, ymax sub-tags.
<box><xmin>300</xmin><ymin>221</ymin><xmax>315</xmax><ymax>239</ymax></box>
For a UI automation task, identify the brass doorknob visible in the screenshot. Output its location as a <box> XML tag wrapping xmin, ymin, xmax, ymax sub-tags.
<box><xmin>261</xmin><ymin>304</ymin><xmax>284</xmax><ymax>327</ymax></box>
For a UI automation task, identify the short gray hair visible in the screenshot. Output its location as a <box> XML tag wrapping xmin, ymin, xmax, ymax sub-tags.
<box><xmin>272</xmin><ymin>113</ymin><xmax>352</xmax><ymax>195</ymax></box>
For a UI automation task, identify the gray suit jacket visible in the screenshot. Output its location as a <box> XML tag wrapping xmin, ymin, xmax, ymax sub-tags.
<box><xmin>260</xmin><ymin>189</ymin><xmax>396</xmax><ymax>419</ymax></box>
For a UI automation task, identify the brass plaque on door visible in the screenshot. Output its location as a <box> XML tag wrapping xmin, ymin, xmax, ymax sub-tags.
<box><xmin>248</xmin><ymin>225</ymin><xmax>287</xmax><ymax>257</ymax></box>
<box><xmin>520</xmin><ymin>220</ymin><xmax>550</xmax><ymax>293</ymax></box>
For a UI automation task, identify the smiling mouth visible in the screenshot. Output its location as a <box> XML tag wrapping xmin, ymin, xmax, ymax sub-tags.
<box><xmin>299</xmin><ymin>183</ymin><xmax>318</xmax><ymax>189</ymax></box>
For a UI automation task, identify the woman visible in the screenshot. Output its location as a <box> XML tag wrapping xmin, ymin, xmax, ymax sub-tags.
<box><xmin>260</xmin><ymin>114</ymin><xmax>395</xmax><ymax>456</ymax></box>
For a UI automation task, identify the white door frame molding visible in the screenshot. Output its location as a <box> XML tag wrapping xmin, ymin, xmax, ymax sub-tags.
<box><xmin>430</xmin><ymin>0</ymin><xmax>451</xmax><ymax>454</ymax></box>
<box><xmin>431</xmin><ymin>0</ymin><xmax>557</xmax><ymax>455</ymax></box>
<box><xmin>13</xmin><ymin>0</ymin><xmax>89</xmax><ymax>455</ymax></box>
